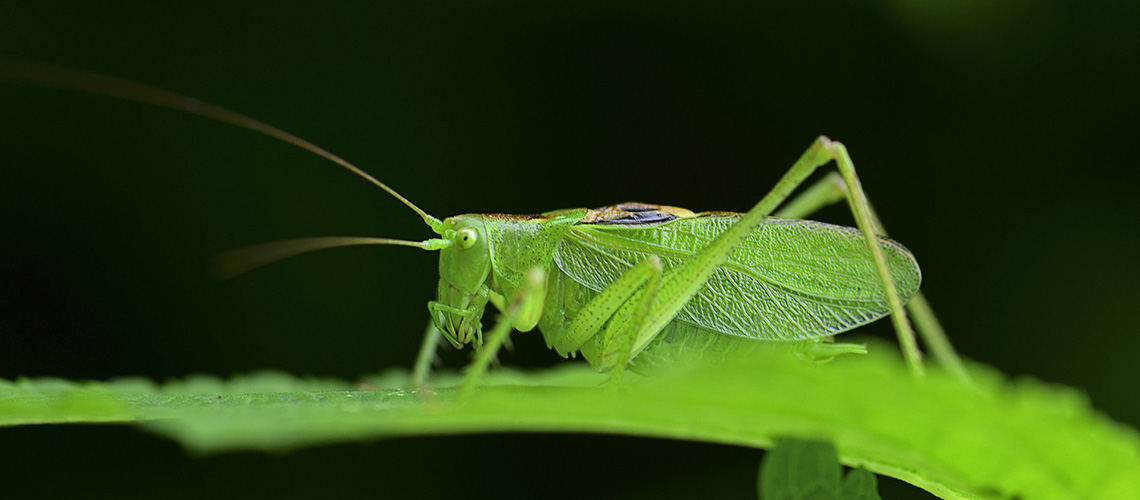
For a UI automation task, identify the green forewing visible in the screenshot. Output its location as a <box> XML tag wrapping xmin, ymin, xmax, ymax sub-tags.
<box><xmin>554</xmin><ymin>215</ymin><xmax>921</xmax><ymax>341</ymax></box>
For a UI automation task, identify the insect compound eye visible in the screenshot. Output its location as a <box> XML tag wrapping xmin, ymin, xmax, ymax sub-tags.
<box><xmin>457</xmin><ymin>228</ymin><xmax>478</xmax><ymax>249</ymax></box>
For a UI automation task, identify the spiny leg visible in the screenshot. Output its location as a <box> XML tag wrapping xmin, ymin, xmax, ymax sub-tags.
<box><xmin>557</xmin><ymin>256</ymin><xmax>666</xmax><ymax>357</ymax></box>
<box><xmin>553</xmin><ymin>255</ymin><xmax>665</xmax><ymax>385</ymax></box>
<box><xmin>411</xmin><ymin>321</ymin><xmax>442</xmax><ymax>387</ymax></box>
<box><xmin>456</xmin><ymin>312</ymin><xmax>514</xmax><ymax>400</ymax></box>
<box><xmin>774</xmin><ymin>172</ymin><xmax>970</xmax><ymax>383</ymax></box>
<box><xmin>456</xmin><ymin>268</ymin><xmax>546</xmax><ymax>400</ymax></box>
<box><xmin>605</xmin><ymin>257</ymin><xmax>663</xmax><ymax>390</ymax></box>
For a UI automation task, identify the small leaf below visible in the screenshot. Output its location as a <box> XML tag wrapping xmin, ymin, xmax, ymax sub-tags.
<box><xmin>758</xmin><ymin>439</ymin><xmax>881</xmax><ymax>500</ymax></box>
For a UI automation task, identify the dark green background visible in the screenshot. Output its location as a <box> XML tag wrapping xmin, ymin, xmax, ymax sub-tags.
<box><xmin>1</xmin><ymin>2</ymin><xmax>1137</xmax><ymax>499</ymax></box>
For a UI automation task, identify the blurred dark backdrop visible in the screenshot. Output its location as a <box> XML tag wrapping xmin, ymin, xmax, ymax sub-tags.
<box><xmin>1</xmin><ymin>2</ymin><xmax>1137</xmax><ymax>499</ymax></box>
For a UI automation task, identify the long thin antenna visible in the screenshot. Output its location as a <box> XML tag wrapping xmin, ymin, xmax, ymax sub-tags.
<box><xmin>0</xmin><ymin>57</ymin><xmax>443</xmax><ymax>233</ymax></box>
<box><xmin>213</xmin><ymin>236</ymin><xmax>452</xmax><ymax>279</ymax></box>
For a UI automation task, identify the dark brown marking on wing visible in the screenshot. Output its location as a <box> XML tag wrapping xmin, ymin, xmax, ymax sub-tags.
<box><xmin>615</xmin><ymin>202</ymin><xmax>659</xmax><ymax>212</ymax></box>
<box><xmin>479</xmin><ymin>204</ymin><xmax>741</xmax><ymax>225</ymax></box>
<box><xmin>581</xmin><ymin>202</ymin><xmax>697</xmax><ymax>226</ymax></box>
<box><xmin>599</xmin><ymin>211</ymin><xmax>676</xmax><ymax>225</ymax></box>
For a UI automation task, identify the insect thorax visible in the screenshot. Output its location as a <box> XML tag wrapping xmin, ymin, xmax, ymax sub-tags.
<box><xmin>481</xmin><ymin>210</ymin><xmax>585</xmax><ymax>299</ymax></box>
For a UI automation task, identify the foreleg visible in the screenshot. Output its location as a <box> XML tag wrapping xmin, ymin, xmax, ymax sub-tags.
<box><xmin>457</xmin><ymin>267</ymin><xmax>546</xmax><ymax>400</ymax></box>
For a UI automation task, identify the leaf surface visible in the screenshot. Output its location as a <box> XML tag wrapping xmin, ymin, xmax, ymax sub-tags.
<box><xmin>2</xmin><ymin>344</ymin><xmax>1137</xmax><ymax>500</ymax></box>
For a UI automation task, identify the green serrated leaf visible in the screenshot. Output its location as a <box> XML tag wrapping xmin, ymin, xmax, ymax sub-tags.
<box><xmin>2</xmin><ymin>342</ymin><xmax>1139</xmax><ymax>500</ymax></box>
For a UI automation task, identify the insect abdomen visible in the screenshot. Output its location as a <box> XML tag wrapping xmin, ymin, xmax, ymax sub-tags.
<box><xmin>628</xmin><ymin>321</ymin><xmax>765</xmax><ymax>373</ymax></box>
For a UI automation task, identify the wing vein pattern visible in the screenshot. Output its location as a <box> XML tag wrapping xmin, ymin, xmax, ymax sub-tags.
<box><xmin>554</xmin><ymin>215</ymin><xmax>921</xmax><ymax>341</ymax></box>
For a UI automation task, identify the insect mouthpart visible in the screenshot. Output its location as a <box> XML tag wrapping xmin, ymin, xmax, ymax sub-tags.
<box><xmin>431</xmin><ymin>283</ymin><xmax>489</xmax><ymax>348</ymax></box>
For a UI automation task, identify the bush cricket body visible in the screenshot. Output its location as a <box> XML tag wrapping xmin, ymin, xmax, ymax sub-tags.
<box><xmin>2</xmin><ymin>59</ymin><xmax>960</xmax><ymax>396</ymax></box>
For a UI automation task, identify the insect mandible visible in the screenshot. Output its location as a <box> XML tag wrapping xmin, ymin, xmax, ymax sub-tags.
<box><xmin>1</xmin><ymin>59</ymin><xmax>939</xmax><ymax>397</ymax></box>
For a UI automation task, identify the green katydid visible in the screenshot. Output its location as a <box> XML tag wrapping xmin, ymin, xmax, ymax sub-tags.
<box><xmin>0</xmin><ymin>59</ymin><xmax>969</xmax><ymax>397</ymax></box>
